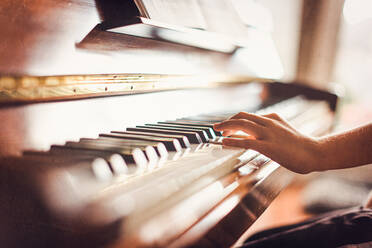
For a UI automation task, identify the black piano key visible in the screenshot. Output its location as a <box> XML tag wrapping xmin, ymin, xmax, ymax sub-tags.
<box><xmin>81</xmin><ymin>137</ymin><xmax>168</xmax><ymax>160</ymax></box>
<box><xmin>126</xmin><ymin>127</ymin><xmax>202</xmax><ymax>144</ymax></box>
<box><xmin>23</xmin><ymin>150</ymin><xmax>128</xmax><ymax>176</ymax></box>
<box><xmin>140</xmin><ymin>124</ymin><xmax>209</xmax><ymax>143</ymax></box>
<box><xmin>147</xmin><ymin>123</ymin><xmax>216</xmax><ymax>139</ymax></box>
<box><xmin>118</xmin><ymin>131</ymin><xmax>191</xmax><ymax>149</ymax></box>
<box><xmin>69</xmin><ymin>141</ymin><xmax>158</xmax><ymax>169</ymax></box>
<box><xmin>159</xmin><ymin>121</ymin><xmax>223</xmax><ymax>136</ymax></box>
<box><xmin>51</xmin><ymin>144</ymin><xmax>148</xmax><ymax>171</ymax></box>
<box><xmin>46</xmin><ymin>148</ymin><xmax>129</xmax><ymax>175</ymax></box>
<box><xmin>136</xmin><ymin>124</ymin><xmax>209</xmax><ymax>143</ymax></box>
<box><xmin>21</xmin><ymin>151</ymin><xmax>114</xmax><ymax>181</ymax></box>
<box><xmin>23</xmin><ymin>150</ymin><xmax>102</xmax><ymax>164</ymax></box>
<box><xmin>100</xmin><ymin>132</ymin><xmax>184</xmax><ymax>151</ymax></box>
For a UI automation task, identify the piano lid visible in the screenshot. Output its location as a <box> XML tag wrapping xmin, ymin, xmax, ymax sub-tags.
<box><xmin>0</xmin><ymin>0</ymin><xmax>283</xmax><ymax>102</ymax></box>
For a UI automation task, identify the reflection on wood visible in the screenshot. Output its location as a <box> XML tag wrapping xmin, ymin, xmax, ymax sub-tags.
<box><xmin>168</xmin><ymin>164</ymin><xmax>294</xmax><ymax>247</ymax></box>
<box><xmin>0</xmin><ymin>74</ymin><xmax>266</xmax><ymax>103</ymax></box>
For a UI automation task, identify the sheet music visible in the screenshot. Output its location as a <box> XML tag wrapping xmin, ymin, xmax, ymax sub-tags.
<box><xmin>231</xmin><ymin>0</ymin><xmax>273</xmax><ymax>31</ymax></box>
<box><xmin>134</xmin><ymin>0</ymin><xmax>255</xmax><ymax>42</ymax></box>
<box><xmin>197</xmin><ymin>0</ymin><xmax>248</xmax><ymax>40</ymax></box>
<box><xmin>137</xmin><ymin>0</ymin><xmax>207</xmax><ymax>29</ymax></box>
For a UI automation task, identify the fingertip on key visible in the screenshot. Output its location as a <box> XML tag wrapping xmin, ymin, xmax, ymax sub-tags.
<box><xmin>213</xmin><ymin>123</ymin><xmax>221</xmax><ymax>130</ymax></box>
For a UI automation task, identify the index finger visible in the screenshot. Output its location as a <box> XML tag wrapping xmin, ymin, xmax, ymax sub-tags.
<box><xmin>214</xmin><ymin>119</ymin><xmax>264</xmax><ymax>138</ymax></box>
<box><xmin>229</xmin><ymin>112</ymin><xmax>273</xmax><ymax>126</ymax></box>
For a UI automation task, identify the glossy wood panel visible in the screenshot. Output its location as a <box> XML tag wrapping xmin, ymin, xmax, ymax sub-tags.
<box><xmin>0</xmin><ymin>0</ymin><xmax>282</xmax><ymax>81</ymax></box>
<box><xmin>0</xmin><ymin>0</ymin><xmax>99</xmax><ymax>75</ymax></box>
<box><xmin>0</xmin><ymin>83</ymin><xmax>264</xmax><ymax>156</ymax></box>
<box><xmin>168</xmin><ymin>164</ymin><xmax>294</xmax><ymax>248</ymax></box>
<box><xmin>0</xmin><ymin>0</ymin><xmax>232</xmax><ymax>76</ymax></box>
<box><xmin>0</xmin><ymin>81</ymin><xmax>338</xmax><ymax>156</ymax></box>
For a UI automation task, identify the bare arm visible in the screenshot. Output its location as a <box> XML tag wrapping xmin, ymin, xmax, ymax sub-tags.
<box><xmin>318</xmin><ymin>123</ymin><xmax>372</xmax><ymax>171</ymax></box>
<box><xmin>213</xmin><ymin>112</ymin><xmax>372</xmax><ymax>174</ymax></box>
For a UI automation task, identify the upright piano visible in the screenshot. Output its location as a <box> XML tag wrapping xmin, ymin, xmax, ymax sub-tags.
<box><xmin>0</xmin><ymin>1</ymin><xmax>338</xmax><ymax>247</ymax></box>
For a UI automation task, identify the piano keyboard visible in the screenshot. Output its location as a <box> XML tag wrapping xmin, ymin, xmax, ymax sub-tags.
<box><xmin>14</xmin><ymin>95</ymin><xmax>331</xmax><ymax>247</ymax></box>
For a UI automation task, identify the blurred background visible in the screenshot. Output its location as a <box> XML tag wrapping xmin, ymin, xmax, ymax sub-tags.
<box><xmin>238</xmin><ymin>0</ymin><xmax>372</xmax><ymax>242</ymax></box>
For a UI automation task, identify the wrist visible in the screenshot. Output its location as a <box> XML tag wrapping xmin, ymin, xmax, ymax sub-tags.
<box><xmin>303</xmin><ymin>137</ymin><xmax>327</xmax><ymax>173</ymax></box>
<box><xmin>312</xmin><ymin>137</ymin><xmax>335</xmax><ymax>172</ymax></box>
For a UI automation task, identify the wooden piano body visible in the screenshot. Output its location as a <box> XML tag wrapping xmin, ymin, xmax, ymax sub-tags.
<box><xmin>0</xmin><ymin>1</ymin><xmax>338</xmax><ymax>247</ymax></box>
